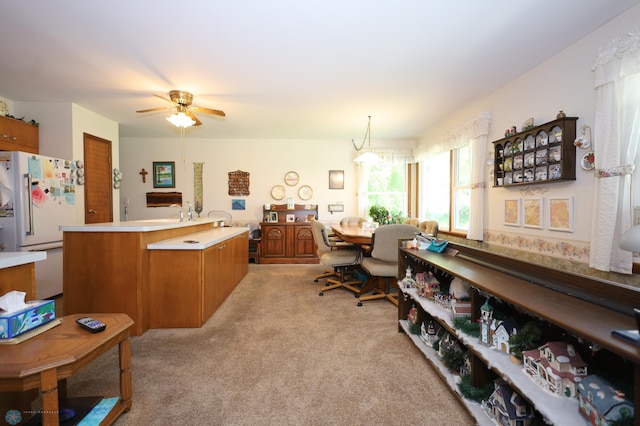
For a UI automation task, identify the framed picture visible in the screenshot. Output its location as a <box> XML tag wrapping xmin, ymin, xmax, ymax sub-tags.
<box><xmin>329</xmin><ymin>170</ymin><xmax>344</xmax><ymax>190</ymax></box>
<box><xmin>523</xmin><ymin>198</ymin><xmax>543</xmax><ymax>229</ymax></box>
<box><xmin>153</xmin><ymin>162</ymin><xmax>175</xmax><ymax>188</ymax></box>
<box><xmin>504</xmin><ymin>199</ymin><xmax>521</xmax><ymax>227</ymax></box>
<box><xmin>231</xmin><ymin>199</ymin><xmax>246</xmax><ymax>210</ymax></box>
<box><xmin>267</xmin><ymin>212</ymin><xmax>278</xmax><ymax>223</ymax></box>
<box><xmin>286</xmin><ymin>213</ymin><xmax>295</xmax><ymax>223</ymax></box>
<box><xmin>548</xmin><ymin>197</ymin><xmax>574</xmax><ymax>232</ymax></box>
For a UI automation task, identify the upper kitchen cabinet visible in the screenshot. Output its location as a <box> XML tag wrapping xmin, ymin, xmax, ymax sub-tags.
<box><xmin>0</xmin><ymin>115</ymin><xmax>39</xmax><ymax>154</ymax></box>
<box><xmin>493</xmin><ymin>117</ymin><xmax>577</xmax><ymax>187</ymax></box>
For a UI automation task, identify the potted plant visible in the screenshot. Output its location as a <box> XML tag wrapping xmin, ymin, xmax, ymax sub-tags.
<box><xmin>368</xmin><ymin>205</ymin><xmax>390</xmax><ymax>225</ymax></box>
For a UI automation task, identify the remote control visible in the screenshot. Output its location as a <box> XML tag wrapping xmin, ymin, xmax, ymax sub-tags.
<box><xmin>76</xmin><ymin>317</ymin><xmax>106</xmax><ymax>333</ymax></box>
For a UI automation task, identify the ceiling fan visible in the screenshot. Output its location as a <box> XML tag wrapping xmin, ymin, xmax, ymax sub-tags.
<box><xmin>136</xmin><ymin>90</ymin><xmax>225</xmax><ymax>127</ymax></box>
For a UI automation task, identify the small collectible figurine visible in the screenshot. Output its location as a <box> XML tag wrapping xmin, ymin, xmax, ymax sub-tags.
<box><xmin>408</xmin><ymin>305</ymin><xmax>419</xmax><ymax>325</ymax></box>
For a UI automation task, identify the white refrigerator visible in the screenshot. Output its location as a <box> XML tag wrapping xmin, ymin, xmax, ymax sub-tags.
<box><xmin>0</xmin><ymin>151</ymin><xmax>77</xmax><ymax>299</ymax></box>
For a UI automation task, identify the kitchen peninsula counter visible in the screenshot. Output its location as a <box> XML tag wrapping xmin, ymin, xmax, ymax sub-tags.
<box><xmin>0</xmin><ymin>252</ymin><xmax>47</xmax><ymax>301</ymax></box>
<box><xmin>61</xmin><ymin>218</ymin><xmax>248</xmax><ymax>335</ymax></box>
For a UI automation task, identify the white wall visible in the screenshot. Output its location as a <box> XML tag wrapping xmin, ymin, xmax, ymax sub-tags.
<box><xmin>13</xmin><ymin>102</ymin><xmax>120</xmax><ymax>223</ymax></box>
<box><xmin>118</xmin><ymin>136</ymin><xmax>414</xmax><ymax>225</ymax></box>
<box><xmin>416</xmin><ymin>4</ymin><xmax>640</xmax><ymax>252</ymax></box>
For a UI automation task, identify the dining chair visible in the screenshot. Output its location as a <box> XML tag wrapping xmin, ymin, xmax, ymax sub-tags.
<box><xmin>358</xmin><ymin>224</ymin><xmax>419</xmax><ymax>306</ymax></box>
<box><xmin>419</xmin><ymin>220</ymin><xmax>439</xmax><ymax>237</ymax></box>
<box><xmin>310</xmin><ymin>220</ymin><xmax>363</xmax><ymax>296</ymax></box>
<box><xmin>404</xmin><ymin>218</ymin><xmax>420</xmax><ymax>227</ymax></box>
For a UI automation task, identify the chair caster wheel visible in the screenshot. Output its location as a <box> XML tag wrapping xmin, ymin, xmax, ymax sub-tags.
<box><xmin>319</xmin><ymin>292</ymin><xmax>324</xmax><ymax>296</ymax></box>
<box><xmin>357</xmin><ymin>301</ymin><xmax>363</xmax><ymax>306</ymax></box>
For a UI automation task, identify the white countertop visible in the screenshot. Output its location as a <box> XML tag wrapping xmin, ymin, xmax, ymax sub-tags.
<box><xmin>147</xmin><ymin>227</ymin><xmax>249</xmax><ymax>250</ymax></box>
<box><xmin>60</xmin><ymin>217</ymin><xmax>221</xmax><ymax>232</ymax></box>
<box><xmin>0</xmin><ymin>252</ymin><xmax>47</xmax><ymax>269</ymax></box>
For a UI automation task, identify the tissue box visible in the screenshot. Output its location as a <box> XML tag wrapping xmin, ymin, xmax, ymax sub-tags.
<box><xmin>0</xmin><ymin>300</ymin><xmax>56</xmax><ymax>339</ymax></box>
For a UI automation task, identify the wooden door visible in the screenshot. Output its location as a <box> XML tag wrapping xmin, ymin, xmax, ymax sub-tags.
<box><xmin>83</xmin><ymin>133</ymin><xmax>113</xmax><ymax>224</ymax></box>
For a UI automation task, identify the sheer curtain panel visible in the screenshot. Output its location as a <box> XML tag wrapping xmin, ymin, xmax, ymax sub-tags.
<box><xmin>589</xmin><ymin>27</ymin><xmax>640</xmax><ymax>274</ymax></box>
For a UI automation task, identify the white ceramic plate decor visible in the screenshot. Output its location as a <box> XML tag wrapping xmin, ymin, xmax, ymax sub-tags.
<box><xmin>284</xmin><ymin>171</ymin><xmax>299</xmax><ymax>186</ymax></box>
<box><xmin>298</xmin><ymin>185</ymin><xmax>313</xmax><ymax>201</ymax></box>
<box><xmin>581</xmin><ymin>152</ymin><xmax>595</xmax><ymax>171</ymax></box>
<box><xmin>271</xmin><ymin>184</ymin><xmax>286</xmax><ymax>200</ymax></box>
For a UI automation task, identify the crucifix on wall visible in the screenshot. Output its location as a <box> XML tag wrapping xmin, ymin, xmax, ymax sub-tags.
<box><xmin>140</xmin><ymin>168</ymin><xmax>148</xmax><ymax>183</ymax></box>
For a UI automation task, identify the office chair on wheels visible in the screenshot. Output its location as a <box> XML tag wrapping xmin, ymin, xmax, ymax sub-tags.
<box><xmin>310</xmin><ymin>220</ymin><xmax>363</xmax><ymax>296</ymax></box>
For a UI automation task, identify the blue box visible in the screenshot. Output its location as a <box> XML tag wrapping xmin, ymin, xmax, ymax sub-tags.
<box><xmin>0</xmin><ymin>300</ymin><xmax>56</xmax><ymax>339</ymax></box>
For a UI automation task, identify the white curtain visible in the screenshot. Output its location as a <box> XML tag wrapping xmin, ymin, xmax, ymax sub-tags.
<box><xmin>589</xmin><ymin>27</ymin><xmax>640</xmax><ymax>274</ymax></box>
<box><xmin>356</xmin><ymin>148</ymin><xmax>413</xmax><ymax>218</ymax></box>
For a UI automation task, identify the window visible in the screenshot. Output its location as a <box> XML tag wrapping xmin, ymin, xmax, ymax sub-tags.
<box><xmin>421</xmin><ymin>151</ymin><xmax>450</xmax><ymax>230</ymax></box>
<box><xmin>420</xmin><ymin>145</ymin><xmax>472</xmax><ymax>234</ymax></box>
<box><xmin>452</xmin><ymin>145</ymin><xmax>471</xmax><ymax>233</ymax></box>
<box><xmin>360</xmin><ymin>161</ymin><xmax>407</xmax><ymax>221</ymax></box>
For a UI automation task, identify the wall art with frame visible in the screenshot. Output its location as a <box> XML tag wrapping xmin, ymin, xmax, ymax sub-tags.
<box><xmin>329</xmin><ymin>170</ymin><xmax>344</xmax><ymax>189</ymax></box>
<box><xmin>548</xmin><ymin>197</ymin><xmax>574</xmax><ymax>232</ymax></box>
<box><xmin>523</xmin><ymin>198</ymin><xmax>543</xmax><ymax>229</ymax></box>
<box><xmin>153</xmin><ymin>161</ymin><xmax>175</xmax><ymax>188</ymax></box>
<box><xmin>504</xmin><ymin>199</ymin><xmax>521</xmax><ymax>227</ymax></box>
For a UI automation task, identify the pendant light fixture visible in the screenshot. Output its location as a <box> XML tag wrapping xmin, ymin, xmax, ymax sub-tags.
<box><xmin>352</xmin><ymin>116</ymin><xmax>383</xmax><ymax>164</ymax></box>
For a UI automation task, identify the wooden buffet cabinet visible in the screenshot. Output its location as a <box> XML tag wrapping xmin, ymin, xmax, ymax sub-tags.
<box><xmin>260</xmin><ymin>203</ymin><xmax>318</xmax><ymax>264</ymax></box>
<box><xmin>0</xmin><ymin>115</ymin><xmax>39</xmax><ymax>153</ymax></box>
<box><xmin>397</xmin><ymin>242</ymin><xmax>640</xmax><ymax>425</ymax></box>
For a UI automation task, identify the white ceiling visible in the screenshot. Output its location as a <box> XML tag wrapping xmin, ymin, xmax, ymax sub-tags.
<box><xmin>1</xmin><ymin>1</ymin><xmax>638</xmax><ymax>140</ymax></box>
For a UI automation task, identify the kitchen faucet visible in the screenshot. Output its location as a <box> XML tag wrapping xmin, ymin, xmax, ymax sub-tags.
<box><xmin>186</xmin><ymin>201</ymin><xmax>194</xmax><ymax>222</ymax></box>
<box><xmin>169</xmin><ymin>204</ymin><xmax>184</xmax><ymax>222</ymax></box>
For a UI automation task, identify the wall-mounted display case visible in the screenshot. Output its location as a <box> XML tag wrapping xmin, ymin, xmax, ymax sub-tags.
<box><xmin>492</xmin><ymin>117</ymin><xmax>578</xmax><ymax>187</ymax></box>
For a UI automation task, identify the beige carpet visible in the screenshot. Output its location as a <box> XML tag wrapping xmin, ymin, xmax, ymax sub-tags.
<box><xmin>68</xmin><ymin>264</ymin><xmax>474</xmax><ymax>426</ymax></box>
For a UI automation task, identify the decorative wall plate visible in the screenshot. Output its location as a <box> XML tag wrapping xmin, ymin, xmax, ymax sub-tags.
<box><xmin>581</xmin><ymin>151</ymin><xmax>595</xmax><ymax>171</ymax></box>
<box><xmin>298</xmin><ymin>185</ymin><xmax>313</xmax><ymax>201</ymax></box>
<box><xmin>271</xmin><ymin>184</ymin><xmax>286</xmax><ymax>200</ymax></box>
<box><xmin>284</xmin><ymin>171</ymin><xmax>299</xmax><ymax>186</ymax></box>
<box><xmin>522</xmin><ymin>117</ymin><xmax>534</xmax><ymax>130</ymax></box>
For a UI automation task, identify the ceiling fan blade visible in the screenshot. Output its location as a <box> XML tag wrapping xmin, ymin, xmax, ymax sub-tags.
<box><xmin>153</xmin><ymin>94</ymin><xmax>174</xmax><ymax>104</ymax></box>
<box><xmin>191</xmin><ymin>106</ymin><xmax>226</xmax><ymax>117</ymax></box>
<box><xmin>186</xmin><ymin>110</ymin><xmax>202</xmax><ymax>126</ymax></box>
<box><xmin>136</xmin><ymin>106</ymin><xmax>172</xmax><ymax>113</ymax></box>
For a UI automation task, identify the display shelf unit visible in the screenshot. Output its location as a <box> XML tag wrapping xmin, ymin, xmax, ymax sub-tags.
<box><xmin>493</xmin><ymin>117</ymin><xmax>577</xmax><ymax>187</ymax></box>
<box><xmin>400</xmin><ymin>290</ymin><xmax>583</xmax><ymax>425</ymax></box>
<box><xmin>397</xmin><ymin>242</ymin><xmax>640</xmax><ymax>425</ymax></box>
<box><xmin>398</xmin><ymin>320</ymin><xmax>493</xmax><ymax>426</ymax></box>
<box><xmin>260</xmin><ymin>203</ymin><xmax>318</xmax><ymax>264</ymax></box>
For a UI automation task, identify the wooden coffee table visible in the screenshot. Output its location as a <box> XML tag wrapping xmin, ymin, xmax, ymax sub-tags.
<box><xmin>0</xmin><ymin>313</ymin><xmax>133</xmax><ymax>425</ymax></box>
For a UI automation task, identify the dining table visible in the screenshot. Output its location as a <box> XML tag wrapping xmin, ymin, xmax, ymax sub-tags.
<box><xmin>330</xmin><ymin>223</ymin><xmax>374</xmax><ymax>245</ymax></box>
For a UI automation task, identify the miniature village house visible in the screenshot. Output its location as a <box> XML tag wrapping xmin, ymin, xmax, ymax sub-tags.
<box><xmin>523</xmin><ymin>342</ymin><xmax>588</xmax><ymax>399</ymax></box>
<box><xmin>483</xmin><ymin>379</ymin><xmax>536</xmax><ymax>426</ymax></box>
<box><xmin>493</xmin><ymin>317</ymin><xmax>520</xmax><ymax>354</ymax></box>
<box><xmin>577</xmin><ymin>375</ymin><xmax>634</xmax><ymax>425</ymax></box>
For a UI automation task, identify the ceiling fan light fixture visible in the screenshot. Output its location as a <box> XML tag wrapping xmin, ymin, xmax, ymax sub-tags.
<box><xmin>167</xmin><ymin>111</ymin><xmax>196</xmax><ymax>128</ymax></box>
